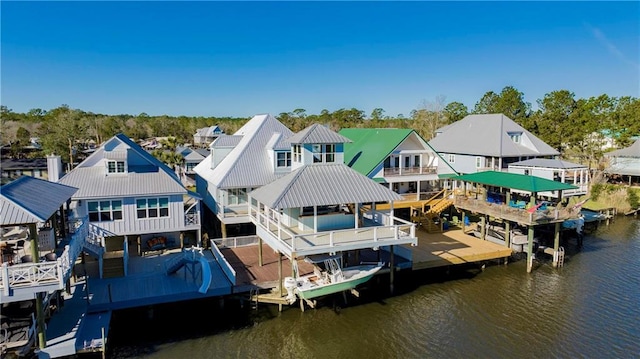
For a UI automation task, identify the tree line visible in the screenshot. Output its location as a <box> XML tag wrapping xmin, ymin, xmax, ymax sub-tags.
<box><xmin>1</xmin><ymin>86</ymin><xmax>638</xmax><ymax>169</ymax></box>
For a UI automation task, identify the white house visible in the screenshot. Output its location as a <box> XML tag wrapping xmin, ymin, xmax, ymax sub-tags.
<box><xmin>58</xmin><ymin>133</ymin><xmax>201</xmax><ymax>277</ymax></box>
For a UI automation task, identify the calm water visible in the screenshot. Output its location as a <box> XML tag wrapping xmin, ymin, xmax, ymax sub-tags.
<box><xmin>108</xmin><ymin>216</ymin><xmax>640</xmax><ymax>359</ymax></box>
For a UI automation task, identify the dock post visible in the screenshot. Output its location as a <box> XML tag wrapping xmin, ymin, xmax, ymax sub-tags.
<box><xmin>505</xmin><ymin>221</ymin><xmax>511</xmax><ymax>249</ymax></box>
<box><xmin>480</xmin><ymin>216</ymin><xmax>486</xmax><ymax>240</ymax></box>
<box><xmin>527</xmin><ymin>225</ymin><xmax>534</xmax><ymax>273</ymax></box>
<box><xmin>461</xmin><ymin>211</ymin><xmax>466</xmax><ymax>233</ymax></box>
<box><xmin>221</xmin><ymin>222</ymin><xmax>227</xmax><ymax>238</ymax></box>
<box><xmin>553</xmin><ymin>222</ymin><xmax>561</xmax><ymax>267</ymax></box>
<box><xmin>258</xmin><ymin>237</ymin><xmax>263</xmax><ymax>267</ymax></box>
<box><xmin>278</xmin><ymin>252</ymin><xmax>283</xmax><ymax>296</ymax></box>
<box><xmin>389</xmin><ymin>245</ymin><xmax>395</xmax><ymax>294</ymax></box>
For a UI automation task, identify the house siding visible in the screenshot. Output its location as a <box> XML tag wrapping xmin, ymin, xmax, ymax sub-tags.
<box><xmin>74</xmin><ymin>194</ymin><xmax>188</xmax><ymax>235</ymax></box>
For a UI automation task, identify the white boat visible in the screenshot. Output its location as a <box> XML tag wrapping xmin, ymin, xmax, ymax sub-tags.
<box><xmin>284</xmin><ymin>254</ymin><xmax>383</xmax><ymax>303</ymax></box>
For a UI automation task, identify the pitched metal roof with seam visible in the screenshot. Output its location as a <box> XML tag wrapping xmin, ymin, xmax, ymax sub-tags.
<box><xmin>605</xmin><ymin>139</ymin><xmax>640</xmax><ymax>158</ymax></box>
<box><xmin>1</xmin><ymin>176</ymin><xmax>78</xmax><ymax>225</ymax></box>
<box><xmin>509</xmin><ymin>158</ymin><xmax>586</xmax><ymax>169</ymax></box>
<box><xmin>288</xmin><ymin>123</ymin><xmax>353</xmax><ymax>144</ymax></box>
<box><xmin>452</xmin><ymin>171</ymin><xmax>578</xmax><ymax>193</ymax></box>
<box><xmin>249</xmin><ymin>163</ymin><xmax>403</xmax><ymax>209</ymax></box>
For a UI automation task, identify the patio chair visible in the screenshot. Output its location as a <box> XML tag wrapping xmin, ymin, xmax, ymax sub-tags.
<box><xmin>13</xmin><ymin>239</ymin><xmax>26</xmax><ymax>257</ymax></box>
<box><xmin>44</xmin><ymin>252</ymin><xmax>57</xmax><ymax>262</ymax></box>
<box><xmin>20</xmin><ymin>255</ymin><xmax>33</xmax><ymax>263</ymax></box>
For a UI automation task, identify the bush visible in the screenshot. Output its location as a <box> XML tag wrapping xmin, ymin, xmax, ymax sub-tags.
<box><xmin>590</xmin><ymin>183</ymin><xmax>604</xmax><ymax>201</ymax></box>
<box><xmin>628</xmin><ymin>188</ymin><xmax>640</xmax><ymax>209</ymax></box>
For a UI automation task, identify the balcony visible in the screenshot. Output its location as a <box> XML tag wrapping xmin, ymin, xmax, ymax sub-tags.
<box><xmin>383</xmin><ymin>166</ymin><xmax>437</xmax><ymax>177</ymax></box>
<box><xmin>0</xmin><ymin>218</ymin><xmax>90</xmax><ymax>303</ymax></box>
<box><xmin>452</xmin><ymin>196</ymin><xmax>579</xmax><ymax>226</ymax></box>
<box><xmin>249</xmin><ymin>204</ymin><xmax>417</xmax><ymax>259</ymax></box>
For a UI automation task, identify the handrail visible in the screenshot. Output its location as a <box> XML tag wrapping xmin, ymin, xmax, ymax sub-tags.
<box><xmin>0</xmin><ymin>217</ymin><xmax>88</xmax><ymax>296</ymax></box>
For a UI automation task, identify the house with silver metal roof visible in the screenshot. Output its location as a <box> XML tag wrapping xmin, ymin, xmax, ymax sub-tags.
<box><xmin>604</xmin><ymin>138</ymin><xmax>640</xmax><ymax>185</ymax></box>
<box><xmin>194</xmin><ymin>114</ymin><xmax>295</xmax><ymax>235</ymax></box>
<box><xmin>58</xmin><ymin>133</ymin><xmax>202</xmax><ymax>277</ymax></box>
<box><xmin>429</xmin><ymin>114</ymin><xmax>559</xmax><ymax>174</ymax></box>
<box><xmin>507</xmin><ymin>158</ymin><xmax>589</xmax><ymax>198</ymax></box>
<box><xmin>193</xmin><ymin>125</ymin><xmax>225</xmax><ymax>148</ymax></box>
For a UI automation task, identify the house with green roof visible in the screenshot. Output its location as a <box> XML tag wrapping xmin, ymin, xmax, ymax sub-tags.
<box><xmin>339</xmin><ymin>128</ymin><xmax>457</xmax><ymax>199</ymax></box>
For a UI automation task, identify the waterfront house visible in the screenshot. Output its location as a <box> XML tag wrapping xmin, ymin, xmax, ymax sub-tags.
<box><xmin>193</xmin><ymin>125</ymin><xmax>225</xmax><ymax>148</ymax></box>
<box><xmin>508</xmin><ymin>158</ymin><xmax>589</xmax><ymax>198</ymax></box>
<box><xmin>429</xmin><ymin>114</ymin><xmax>559</xmax><ymax>174</ymax></box>
<box><xmin>604</xmin><ymin>138</ymin><xmax>640</xmax><ymax>185</ymax></box>
<box><xmin>339</xmin><ymin>128</ymin><xmax>457</xmax><ymax>199</ymax></box>
<box><xmin>194</xmin><ymin>114</ymin><xmax>294</xmax><ymax>237</ymax></box>
<box><xmin>1</xmin><ymin>176</ymin><xmax>84</xmax><ymax>354</ymax></box>
<box><xmin>58</xmin><ymin>133</ymin><xmax>202</xmax><ymax>278</ymax></box>
<box><xmin>175</xmin><ymin>145</ymin><xmax>209</xmax><ymax>186</ymax></box>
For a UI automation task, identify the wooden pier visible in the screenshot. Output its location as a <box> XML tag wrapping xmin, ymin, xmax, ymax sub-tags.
<box><xmin>410</xmin><ymin>226</ymin><xmax>513</xmax><ymax>270</ymax></box>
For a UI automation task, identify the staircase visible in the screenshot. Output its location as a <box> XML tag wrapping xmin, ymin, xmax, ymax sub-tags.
<box><xmin>102</xmin><ymin>255</ymin><xmax>124</xmax><ymax>278</ymax></box>
<box><xmin>165</xmin><ymin>257</ymin><xmax>188</xmax><ymax>275</ymax></box>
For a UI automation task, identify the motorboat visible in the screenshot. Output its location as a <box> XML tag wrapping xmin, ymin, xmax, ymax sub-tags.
<box><xmin>284</xmin><ymin>254</ymin><xmax>383</xmax><ymax>303</ymax></box>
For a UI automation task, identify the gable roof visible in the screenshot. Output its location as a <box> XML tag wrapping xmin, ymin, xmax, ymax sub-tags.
<box><xmin>605</xmin><ymin>139</ymin><xmax>640</xmax><ymax>158</ymax></box>
<box><xmin>194</xmin><ymin>114</ymin><xmax>294</xmax><ymax>189</ymax></box>
<box><xmin>249</xmin><ymin>163</ymin><xmax>402</xmax><ymax>209</ymax></box>
<box><xmin>288</xmin><ymin>123</ymin><xmax>353</xmax><ymax>144</ymax></box>
<box><xmin>58</xmin><ymin>133</ymin><xmax>187</xmax><ymax>199</ymax></box>
<box><xmin>452</xmin><ymin>171</ymin><xmax>578</xmax><ymax>193</ymax></box>
<box><xmin>340</xmin><ymin>128</ymin><xmax>412</xmax><ymax>176</ymax></box>
<box><xmin>1</xmin><ymin>176</ymin><xmax>78</xmax><ymax>225</ymax></box>
<box><xmin>429</xmin><ymin>114</ymin><xmax>559</xmax><ymax>157</ymax></box>
<box><xmin>509</xmin><ymin>158</ymin><xmax>586</xmax><ymax>169</ymax></box>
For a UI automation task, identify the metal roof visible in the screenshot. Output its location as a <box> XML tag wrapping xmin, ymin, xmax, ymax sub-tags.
<box><xmin>1</xmin><ymin>158</ymin><xmax>49</xmax><ymax>170</ymax></box>
<box><xmin>194</xmin><ymin>114</ymin><xmax>294</xmax><ymax>189</ymax></box>
<box><xmin>58</xmin><ymin>134</ymin><xmax>187</xmax><ymax>199</ymax></box>
<box><xmin>249</xmin><ymin>163</ymin><xmax>403</xmax><ymax>209</ymax></box>
<box><xmin>211</xmin><ymin>135</ymin><xmax>243</xmax><ymax>148</ymax></box>
<box><xmin>340</xmin><ymin>128</ymin><xmax>412</xmax><ymax>176</ymax></box>
<box><xmin>430</xmin><ymin>114</ymin><xmax>559</xmax><ymax>157</ymax></box>
<box><xmin>452</xmin><ymin>171</ymin><xmax>578</xmax><ymax>193</ymax></box>
<box><xmin>1</xmin><ymin>176</ymin><xmax>78</xmax><ymax>225</ymax></box>
<box><xmin>605</xmin><ymin>139</ymin><xmax>640</xmax><ymax>158</ymax></box>
<box><xmin>288</xmin><ymin>123</ymin><xmax>353</xmax><ymax>144</ymax></box>
<box><xmin>509</xmin><ymin>158</ymin><xmax>586</xmax><ymax>169</ymax></box>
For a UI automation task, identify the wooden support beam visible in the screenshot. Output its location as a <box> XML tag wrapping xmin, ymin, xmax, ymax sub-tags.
<box><xmin>258</xmin><ymin>237</ymin><xmax>263</xmax><ymax>267</ymax></box>
<box><xmin>553</xmin><ymin>222</ymin><xmax>561</xmax><ymax>268</ymax></box>
<box><xmin>278</xmin><ymin>252</ymin><xmax>283</xmax><ymax>296</ymax></box>
<box><xmin>527</xmin><ymin>225</ymin><xmax>534</xmax><ymax>273</ymax></box>
<box><xmin>390</xmin><ymin>245</ymin><xmax>395</xmax><ymax>294</ymax></box>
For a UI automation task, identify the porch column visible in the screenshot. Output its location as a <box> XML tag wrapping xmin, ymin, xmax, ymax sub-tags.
<box><xmin>416</xmin><ymin>180</ymin><xmax>421</xmax><ymax>201</ymax></box>
<box><xmin>480</xmin><ymin>216</ymin><xmax>486</xmax><ymax>240</ymax></box>
<box><xmin>553</xmin><ymin>222</ymin><xmax>561</xmax><ymax>267</ymax></box>
<box><xmin>221</xmin><ymin>222</ymin><xmax>227</xmax><ymax>239</ymax></box>
<box><xmin>59</xmin><ymin>204</ymin><xmax>67</xmax><ymax>238</ymax></box>
<box><xmin>389</xmin><ymin>202</ymin><xmax>394</xmax><ymax>226</ymax></box>
<box><xmin>313</xmin><ymin>206</ymin><xmax>318</xmax><ymax>232</ymax></box>
<box><xmin>355</xmin><ymin>203</ymin><xmax>360</xmax><ymax>229</ymax></box>
<box><xmin>527</xmin><ymin>225</ymin><xmax>534</xmax><ymax>273</ymax></box>
<box><xmin>124</xmin><ymin>235</ymin><xmax>128</xmax><ymax>276</ymax></box>
<box><xmin>29</xmin><ymin>223</ymin><xmax>46</xmax><ymax>349</ymax></box>
<box><xmin>258</xmin><ymin>237</ymin><xmax>263</xmax><ymax>267</ymax></box>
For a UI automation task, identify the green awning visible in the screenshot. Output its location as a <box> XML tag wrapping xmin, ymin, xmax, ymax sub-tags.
<box><xmin>452</xmin><ymin>171</ymin><xmax>578</xmax><ymax>193</ymax></box>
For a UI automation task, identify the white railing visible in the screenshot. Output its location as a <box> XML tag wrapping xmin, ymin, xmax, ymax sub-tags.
<box><xmin>184</xmin><ymin>202</ymin><xmax>200</xmax><ymax>226</ymax></box>
<box><xmin>212</xmin><ymin>235</ymin><xmax>260</xmax><ymax>248</ymax></box>
<box><xmin>383</xmin><ymin>166</ymin><xmax>437</xmax><ymax>177</ymax></box>
<box><xmin>249</xmin><ymin>204</ymin><xmax>417</xmax><ymax>255</ymax></box>
<box><xmin>0</xmin><ymin>218</ymin><xmax>88</xmax><ymax>296</ymax></box>
<box><xmin>210</xmin><ymin>243</ymin><xmax>236</xmax><ymax>285</ymax></box>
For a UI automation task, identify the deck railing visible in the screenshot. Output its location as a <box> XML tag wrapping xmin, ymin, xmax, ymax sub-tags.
<box><xmin>249</xmin><ymin>204</ymin><xmax>417</xmax><ymax>256</ymax></box>
<box><xmin>383</xmin><ymin>166</ymin><xmax>437</xmax><ymax>177</ymax></box>
<box><xmin>452</xmin><ymin>196</ymin><xmax>578</xmax><ymax>225</ymax></box>
<box><xmin>0</xmin><ymin>217</ymin><xmax>88</xmax><ymax>296</ymax></box>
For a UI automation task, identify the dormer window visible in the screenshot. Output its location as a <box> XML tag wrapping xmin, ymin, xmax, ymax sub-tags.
<box><xmin>276</xmin><ymin>152</ymin><xmax>292</xmax><ymax>168</ymax></box>
<box><xmin>293</xmin><ymin>145</ymin><xmax>302</xmax><ymax>162</ymax></box>
<box><xmin>107</xmin><ymin>160</ymin><xmax>125</xmax><ymax>174</ymax></box>
<box><xmin>312</xmin><ymin>144</ymin><xmax>336</xmax><ymax>163</ymax></box>
<box><xmin>508</xmin><ymin>132</ymin><xmax>522</xmax><ymax>143</ymax></box>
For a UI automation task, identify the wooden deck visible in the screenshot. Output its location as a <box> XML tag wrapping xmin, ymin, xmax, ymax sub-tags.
<box><xmin>221</xmin><ymin>243</ymin><xmax>315</xmax><ymax>289</ymax></box>
<box><xmin>410</xmin><ymin>226</ymin><xmax>513</xmax><ymax>270</ymax></box>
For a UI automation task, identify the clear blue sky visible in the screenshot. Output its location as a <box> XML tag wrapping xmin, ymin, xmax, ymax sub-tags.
<box><xmin>2</xmin><ymin>1</ymin><xmax>639</xmax><ymax>118</ymax></box>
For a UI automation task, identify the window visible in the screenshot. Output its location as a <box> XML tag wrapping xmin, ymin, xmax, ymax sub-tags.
<box><xmin>227</xmin><ymin>188</ymin><xmax>247</xmax><ymax>205</ymax></box>
<box><xmin>276</xmin><ymin>152</ymin><xmax>291</xmax><ymax>168</ymax></box>
<box><xmin>88</xmin><ymin>200</ymin><xmax>123</xmax><ymax>222</ymax></box>
<box><xmin>448</xmin><ymin>154</ymin><xmax>455</xmax><ymax>163</ymax></box>
<box><xmin>107</xmin><ymin>160</ymin><xmax>125</xmax><ymax>174</ymax></box>
<box><xmin>136</xmin><ymin>198</ymin><xmax>169</xmax><ymax>219</ymax></box>
<box><xmin>508</xmin><ymin>132</ymin><xmax>522</xmax><ymax>144</ymax></box>
<box><xmin>293</xmin><ymin>145</ymin><xmax>301</xmax><ymax>162</ymax></box>
<box><xmin>476</xmin><ymin>157</ymin><xmax>482</xmax><ymax>168</ymax></box>
<box><xmin>312</xmin><ymin>144</ymin><xmax>336</xmax><ymax>163</ymax></box>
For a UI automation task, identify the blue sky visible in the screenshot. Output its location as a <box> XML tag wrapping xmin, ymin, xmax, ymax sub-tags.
<box><xmin>2</xmin><ymin>1</ymin><xmax>639</xmax><ymax>118</ymax></box>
